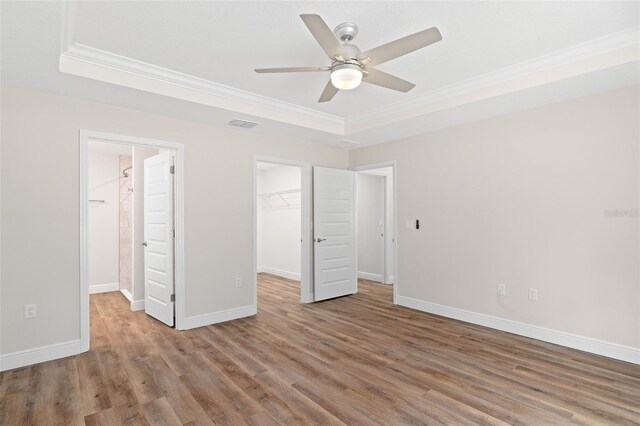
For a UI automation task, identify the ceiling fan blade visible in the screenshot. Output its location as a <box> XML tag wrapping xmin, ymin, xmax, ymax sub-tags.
<box><xmin>359</xmin><ymin>27</ymin><xmax>442</xmax><ymax>66</ymax></box>
<box><xmin>363</xmin><ymin>68</ymin><xmax>415</xmax><ymax>92</ymax></box>
<box><xmin>300</xmin><ymin>14</ymin><xmax>349</xmax><ymax>60</ymax></box>
<box><xmin>255</xmin><ymin>66</ymin><xmax>330</xmax><ymax>73</ymax></box>
<box><xmin>318</xmin><ymin>80</ymin><xmax>339</xmax><ymax>102</ymax></box>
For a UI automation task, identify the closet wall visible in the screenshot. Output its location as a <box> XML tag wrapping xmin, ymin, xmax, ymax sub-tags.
<box><xmin>88</xmin><ymin>144</ymin><xmax>120</xmax><ymax>291</ymax></box>
<box><xmin>357</xmin><ymin>173</ymin><xmax>385</xmax><ymax>282</ymax></box>
<box><xmin>257</xmin><ymin>165</ymin><xmax>302</xmax><ymax>281</ymax></box>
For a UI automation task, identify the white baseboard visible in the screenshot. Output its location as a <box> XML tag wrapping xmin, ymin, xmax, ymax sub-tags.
<box><xmin>131</xmin><ymin>299</ymin><xmax>145</xmax><ymax>312</ymax></box>
<box><xmin>396</xmin><ymin>295</ymin><xmax>640</xmax><ymax>365</ymax></box>
<box><xmin>384</xmin><ymin>275</ymin><xmax>395</xmax><ymax>285</ymax></box>
<box><xmin>89</xmin><ymin>282</ymin><xmax>119</xmax><ymax>294</ymax></box>
<box><xmin>120</xmin><ymin>288</ymin><xmax>133</xmax><ymax>302</ymax></box>
<box><xmin>182</xmin><ymin>304</ymin><xmax>257</xmax><ymax>330</ymax></box>
<box><xmin>0</xmin><ymin>339</ymin><xmax>83</xmax><ymax>372</ymax></box>
<box><xmin>358</xmin><ymin>271</ymin><xmax>383</xmax><ymax>282</ymax></box>
<box><xmin>258</xmin><ymin>266</ymin><xmax>301</xmax><ymax>281</ymax></box>
<box><xmin>121</xmin><ymin>289</ymin><xmax>144</xmax><ymax>311</ymax></box>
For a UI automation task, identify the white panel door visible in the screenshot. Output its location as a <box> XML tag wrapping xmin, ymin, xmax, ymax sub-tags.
<box><xmin>313</xmin><ymin>167</ymin><xmax>357</xmax><ymax>301</ymax></box>
<box><xmin>144</xmin><ymin>152</ymin><xmax>175</xmax><ymax>326</ymax></box>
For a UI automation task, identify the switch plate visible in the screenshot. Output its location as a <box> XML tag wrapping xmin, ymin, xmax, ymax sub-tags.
<box><xmin>235</xmin><ymin>277</ymin><xmax>242</xmax><ymax>288</ymax></box>
<box><xmin>528</xmin><ymin>287</ymin><xmax>538</xmax><ymax>301</ymax></box>
<box><xmin>405</xmin><ymin>220</ymin><xmax>420</xmax><ymax>230</ymax></box>
<box><xmin>497</xmin><ymin>283</ymin><xmax>506</xmax><ymax>296</ymax></box>
<box><xmin>24</xmin><ymin>304</ymin><xmax>37</xmax><ymax>319</ymax></box>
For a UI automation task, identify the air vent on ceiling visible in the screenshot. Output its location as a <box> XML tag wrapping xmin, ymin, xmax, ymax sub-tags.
<box><xmin>228</xmin><ymin>119</ymin><xmax>259</xmax><ymax>129</ymax></box>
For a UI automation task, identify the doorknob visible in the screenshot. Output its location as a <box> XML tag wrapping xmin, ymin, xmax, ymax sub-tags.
<box><xmin>316</xmin><ymin>238</ymin><xmax>326</xmax><ymax>243</ymax></box>
<box><xmin>142</xmin><ymin>241</ymin><xmax>148</xmax><ymax>247</ymax></box>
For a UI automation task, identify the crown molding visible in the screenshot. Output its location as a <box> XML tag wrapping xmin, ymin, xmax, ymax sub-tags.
<box><xmin>60</xmin><ymin>42</ymin><xmax>345</xmax><ymax>134</ymax></box>
<box><xmin>326</xmin><ymin>139</ymin><xmax>362</xmax><ymax>149</ymax></box>
<box><xmin>59</xmin><ymin>0</ymin><xmax>78</xmax><ymax>54</ymax></box>
<box><xmin>58</xmin><ymin>0</ymin><xmax>638</xmax><ymax>144</ymax></box>
<box><xmin>345</xmin><ymin>27</ymin><xmax>640</xmax><ymax>134</ymax></box>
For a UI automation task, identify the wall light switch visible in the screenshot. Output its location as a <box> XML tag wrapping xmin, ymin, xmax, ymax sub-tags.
<box><xmin>528</xmin><ymin>287</ymin><xmax>538</xmax><ymax>301</ymax></box>
<box><xmin>235</xmin><ymin>277</ymin><xmax>242</xmax><ymax>288</ymax></box>
<box><xmin>406</xmin><ymin>220</ymin><xmax>420</xmax><ymax>230</ymax></box>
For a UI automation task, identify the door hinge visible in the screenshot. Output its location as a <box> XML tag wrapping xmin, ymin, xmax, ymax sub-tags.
<box><xmin>170</xmin><ymin>165</ymin><xmax>175</xmax><ymax>174</ymax></box>
<box><xmin>170</xmin><ymin>229</ymin><xmax>175</xmax><ymax>238</ymax></box>
<box><xmin>170</xmin><ymin>294</ymin><xmax>175</xmax><ymax>302</ymax></box>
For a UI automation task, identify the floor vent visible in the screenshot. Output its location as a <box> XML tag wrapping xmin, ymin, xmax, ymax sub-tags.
<box><xmin>228</xmin><ymin>119</ymin><xmax>259</xmax><ymax>129</ymax></box>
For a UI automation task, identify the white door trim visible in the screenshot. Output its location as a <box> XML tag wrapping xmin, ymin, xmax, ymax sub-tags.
<box><xmin>80</xmin><ymin>130</ymin><xmax>186</xmax><ymax>353</ymax></box>
<box><xmin>253</xmin><ymin>156</ymin><xmax>313</xmax><ymax>305</ymax></box>
<box><xmin>351</xmin><ymin>161</ymin><xmax>398</xmax><ymax>304</ymax></box>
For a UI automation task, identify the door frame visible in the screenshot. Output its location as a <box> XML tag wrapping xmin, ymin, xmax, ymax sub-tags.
<box><xmin>351</xmin><ymin>161</ymin><xmax>398</xmax><ymax>304</ymax></box>
<box><xmin>79</xmin><ymin>130</ymin><xmax>186</xmax><ymax>352</ymax></box>
<box><xmin>253</xmin><ymin>156</ymin><xmax>313</xmax><ymax>305</ymax></box>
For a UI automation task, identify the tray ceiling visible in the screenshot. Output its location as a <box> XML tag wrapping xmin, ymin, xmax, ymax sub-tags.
<box><xmin>2</xmin><ymin>1</ymin><xmax>639</xmax><ymax>147</ymax></box>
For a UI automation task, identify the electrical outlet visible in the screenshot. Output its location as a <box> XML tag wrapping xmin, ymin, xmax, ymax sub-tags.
<box><xmin>24</xmin><ymin>304</ymin><xmax>37</xmax><ymax>319</ymax></box>
<box><xmin>497</xmin><ymin>283</ymin><xmax>506</xmax><ymax>296</ymax></box>
<box><xmin>528</xmin><ymin>287</ymin><xmax>538</xmax><ymax>301</ymax></box>
<box><xmin>235</xmin><ymin>277</ymin><xmax>242</xmax><ymax>288</ymax></box>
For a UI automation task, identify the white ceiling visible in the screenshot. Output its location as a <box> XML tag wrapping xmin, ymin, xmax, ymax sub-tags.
<box><xmin>72</xmin><ymin>1</ymin><xmax>638</xmax><ymax>118</ymax></box>
<box><xmin>2</xmin><ymin>1</ymin><xmax>639</xmax><ymax>148</ymax></box>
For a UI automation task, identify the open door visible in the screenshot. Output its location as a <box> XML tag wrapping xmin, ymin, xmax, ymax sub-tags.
<box><xmin>313</xmin><ymin>167</ymin><xmax>357</xmax><ymax>301</ymax></box>
<box><xmin>143</xmin><ymin>152</ymin><xmax>175</xmax><ymax>326</ymax></box>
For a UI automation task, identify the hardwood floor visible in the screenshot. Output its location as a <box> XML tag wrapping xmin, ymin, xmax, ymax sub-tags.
<box><xmin>1</xmin><ymin>274</ymin><xmax>639</xmax><ymax>425</ymax></box>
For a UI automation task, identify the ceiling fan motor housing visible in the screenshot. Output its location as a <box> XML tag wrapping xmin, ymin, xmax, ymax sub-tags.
<box><xmin>334</xmin><ymin>22</ymin><xmax>359</xmax><ymax>42</ymax></box>
<box><xmin>342</xmin><ymin>44</ymin><xmax>362</xmax><ymax>61</ymax></box>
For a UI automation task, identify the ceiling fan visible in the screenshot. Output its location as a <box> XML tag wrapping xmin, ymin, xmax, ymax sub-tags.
<box><xmin>255</xmin><ymin>14</ymin><xmax>442</xmax><ymax>102</ymax></box>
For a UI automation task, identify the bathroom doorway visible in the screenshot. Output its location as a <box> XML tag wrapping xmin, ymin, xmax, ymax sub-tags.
<box><xmin>80</xmin><ymin>130</ymin><xmax>185</xmax><ymax>352</ymax></box>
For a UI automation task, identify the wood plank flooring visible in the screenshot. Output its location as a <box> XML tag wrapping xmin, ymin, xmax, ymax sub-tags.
<box><xmin>1</xmin><ymin>274</ymin><xmax>639</xmax><ymax>425</ymax></box>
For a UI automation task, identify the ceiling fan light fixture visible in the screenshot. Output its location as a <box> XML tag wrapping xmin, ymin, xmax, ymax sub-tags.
<box><xmin>330</xmin><ymin>64</ymin><xmax>362</xmax><ymax>90</ymax></box>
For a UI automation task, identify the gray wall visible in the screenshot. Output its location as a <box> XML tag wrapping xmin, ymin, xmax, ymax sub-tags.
<box><xmin>350</xmin><ymin>86</ymin><xmax>640</xmax><ymax>348</ymax></box>
<box><xmin>357</xmin><ymin>173</ymin><xmax>385</xmax><ymax>281</ymax></box>
<box><xmin>1</xmin><ymin>84</ymin><xmax>638</xmax><ymax>360</ymax></box>
<box><xmin>0</xmin><ymin>86</ymin><xmax>348</xmax><ymax>354</ymax></box>
<box><xmin>87</xmin><ymin>146</ymin><xmax>120</xmax><ymax>288</ymax></box>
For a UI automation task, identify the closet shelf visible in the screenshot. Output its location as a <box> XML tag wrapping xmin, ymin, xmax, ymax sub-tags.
<box><xmin>258</xmin><ymin>188</ymin><xmax>301</xmax><ymax>208</ymax></box>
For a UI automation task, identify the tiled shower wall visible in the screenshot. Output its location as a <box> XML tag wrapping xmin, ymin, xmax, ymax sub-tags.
<box><xmin>119</xmin><ymin>156</ymin><xmax>133</xmax><ymax>294</ymax></box>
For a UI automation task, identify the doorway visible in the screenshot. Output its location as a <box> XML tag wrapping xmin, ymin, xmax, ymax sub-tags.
<box><xmin>80</xmin><ymin>131</ymin><xmax>185</xmax><ymax>352</ymax></box>
<box><xmin>253</xmin><ymin>157</ymin><xmax>312</xmax><ymax>307</ymax></box>
<box><xmin>252</xmin><ymin>160</ymin><xmax>396</xmax><ymax>307</ymax></box>
<box><xmin>353</xmin><ymin>162</ymin><xmax>397</xmax><ymax>302</ymax></box>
